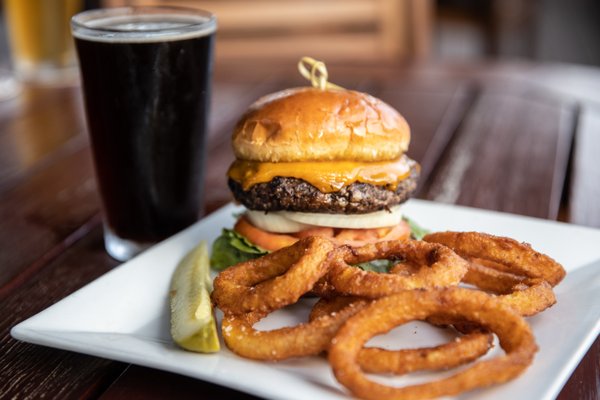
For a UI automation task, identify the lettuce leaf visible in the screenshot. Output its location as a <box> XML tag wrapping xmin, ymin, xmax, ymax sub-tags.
<box><xmin>355</xmin><ymin>259</ymin><xmax>394</xmax><ymax>273</ymax></box>
<box><xmin>403</xmin><ymin>216</ymin><xmax>430</xmax><ymax>240</ymax></box>
<box><xmin>210</xmin><ymin>229</ymin><xmax>268</xmax><ymax>271</ymax></box>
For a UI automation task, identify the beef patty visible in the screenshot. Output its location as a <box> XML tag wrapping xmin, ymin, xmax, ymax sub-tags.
<box><xmin>228</xmin><ymin>160</ymin><xmax>419</xmax><ymax>214</ymax></box>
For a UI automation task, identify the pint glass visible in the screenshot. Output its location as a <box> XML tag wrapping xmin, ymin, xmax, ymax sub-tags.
<box><xmin>71</xmin><ymin>7</ymin><xmax>216</xmax><ymax>261</ymax></box>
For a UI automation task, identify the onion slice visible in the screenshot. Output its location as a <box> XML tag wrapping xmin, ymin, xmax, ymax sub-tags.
<box><xmin>246</xmin><ymin>210</ymin><xmax>311</xmax><ymax>233</ymax></box>
<box><xmin>246</xmin><ymin>205</ymin><xmax>403</xmax><ymax>232</ymax></box>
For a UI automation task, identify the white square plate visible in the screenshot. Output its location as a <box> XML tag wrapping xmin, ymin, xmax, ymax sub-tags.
<box><xmin>11</xmin><ymin>200</ymin><xmax>600</xmax><ymax>400</ymax></box>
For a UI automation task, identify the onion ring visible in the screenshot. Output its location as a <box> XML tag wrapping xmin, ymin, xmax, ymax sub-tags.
<box><xmin>464</xmin><ymin>260</ymin><xmax>556</xmax><ymax>316</ymax></box>
<box><xmin>462</xmin><ymin>257</ymin><xmax>527</xmax><ymax>292</ymax></box>
<box><xmin>310</xmin><ymin>296</ymin><xmax>494</xmax><ymax>375</ymax></box>
<box><xmin>212</xmin><ymin>236</ymin><xmax>334</xmax><ymax>314</ymax></box>
<box><xmin>424</xmin><ymin>231</ymin><xmax>565</xmax><ymax>286</ymax></box>
<box><xmin>221</xmin><ymin>300</ymin><xmax>368</xmax><ymax>361</ymax></box>
<box><xmin>329</xmin><ymin>287</ymin><xmax>538</xmax><ymax>400</ymax></box>
<box><xmin>327</xmin><ymin>240</ymin><xmax>469</xmax><ymax>298</ymax></box>
<box><xmin>308</xmin><ymin>295</ymin><xmax>367</xmax><ymax>321</ymax></box>
<box><xmin>308</xmin><ymin>276</ymin><xmax>338</xmax><ymax>298</ymax></box>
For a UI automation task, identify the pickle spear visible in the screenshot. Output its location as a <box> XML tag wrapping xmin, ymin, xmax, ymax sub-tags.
<box><xmin>170</xmin><ymin>241</ymin><xmax>220</xmax><ymax>352</ymax></box>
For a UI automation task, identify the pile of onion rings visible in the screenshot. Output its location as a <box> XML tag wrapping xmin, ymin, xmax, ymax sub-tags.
<box><xmin>211</xmin><ymin>231</ymin><xmax>565</xmax><ymax>399</ymax></box>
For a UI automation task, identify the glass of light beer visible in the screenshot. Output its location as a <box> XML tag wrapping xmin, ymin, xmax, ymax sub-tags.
<box><xmin>71</xmin><ymin>7</ymin><xmax>216</xmax><ymax>261</ymax></box>
<box><xmin>5</xmin><ymin>0</ymin><xmax>82</xmax><ymax>83</ymax></box>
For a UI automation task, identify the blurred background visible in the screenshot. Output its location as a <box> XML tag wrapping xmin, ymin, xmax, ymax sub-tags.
<box><xmin>2</xmin><ymin>0</ymin><xmax>597</xmax><ymax>68</ymax></box>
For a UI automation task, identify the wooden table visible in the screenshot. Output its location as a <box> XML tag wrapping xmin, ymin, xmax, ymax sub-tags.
<box><xmin>1</xmin><ymin>60</ymin><xmax>598</xmax><ymax>399</ymax></box>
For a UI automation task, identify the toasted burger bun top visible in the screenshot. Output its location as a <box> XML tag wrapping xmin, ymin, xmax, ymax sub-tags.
<box><xmin>232</xmin><ymin>87</ymin><xmax>410</xmax><ymax>162</ymax></box>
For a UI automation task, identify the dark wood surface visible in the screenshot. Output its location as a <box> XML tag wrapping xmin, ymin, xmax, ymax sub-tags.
<box><xmin>1</xmin><ymin>60</ymin><xmax>599</xmax><ymax>400</ymax></box>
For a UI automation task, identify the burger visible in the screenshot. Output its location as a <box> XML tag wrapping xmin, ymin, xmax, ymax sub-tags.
<box><xmin>211</xmin><ymin>87</ymin><xmax>422</xmax><ymax>270</ymax></box>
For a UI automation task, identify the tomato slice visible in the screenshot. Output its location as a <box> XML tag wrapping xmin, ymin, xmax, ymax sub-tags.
<box><xmin>234</xmin><ymin>216</ymin><xmax>411</xmax><ymax>252</ymax></box>
<box><xmin>234</xmin><ymin>217</ymin><xmax>298</xmax><ymax>252</ymax></box>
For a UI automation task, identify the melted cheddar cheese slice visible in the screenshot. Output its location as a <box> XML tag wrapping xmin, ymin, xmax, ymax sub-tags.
<box><xmin>228</xmin><ymin>156</ymin><xmax>412</xmax><ymax>193</ymax></box>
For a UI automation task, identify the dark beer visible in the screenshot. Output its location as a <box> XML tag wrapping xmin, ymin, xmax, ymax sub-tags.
<box><xmin>73</xmin><ymin>10</ymin><xmax>215</xmax><ymax>247</ymax></box>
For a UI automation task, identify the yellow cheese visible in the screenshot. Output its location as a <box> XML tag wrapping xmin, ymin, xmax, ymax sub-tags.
<box><xmin>228</xmin><ymin>156</ymin><xmax>412</xmax><ymax>193</ymax></box>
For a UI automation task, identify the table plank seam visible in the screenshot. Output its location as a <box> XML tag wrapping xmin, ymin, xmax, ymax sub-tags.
<box><xmin>0</xmin><ymin>213</ymin><xmax>101</xmax><ymax>300</ymax></box>
<box><xmin>415</xmin><ymin>81</ymin><xmax>479</xmax><ymax>196</ymax></box>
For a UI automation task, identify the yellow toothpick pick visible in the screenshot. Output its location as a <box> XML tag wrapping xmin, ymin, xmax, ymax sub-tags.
<box><xmin>298</xmin><ymin>57</ymin><xmax>344</xmax><ymax>90</ymax></box>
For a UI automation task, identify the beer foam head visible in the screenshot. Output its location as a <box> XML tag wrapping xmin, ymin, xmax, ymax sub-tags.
<box><xmin>72</xmin><ymin>7</ymin><xmax>216</xmax><ymax>43</ymax></box>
